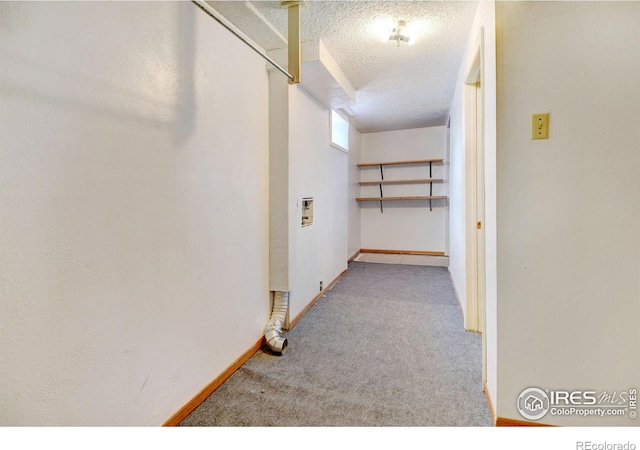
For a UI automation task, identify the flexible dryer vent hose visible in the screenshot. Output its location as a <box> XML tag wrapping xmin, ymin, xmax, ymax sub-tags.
<box><xmin>264</xmin><ymin>291</ymin><xmax>289</xmax><ymax>354</ymax></box>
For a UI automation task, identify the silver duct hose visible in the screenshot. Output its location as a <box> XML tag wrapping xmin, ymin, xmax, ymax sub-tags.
<box><xmin>264</xmin><ymin>291</ymin><xmax>289</xmax><ymax>354</ymax></box>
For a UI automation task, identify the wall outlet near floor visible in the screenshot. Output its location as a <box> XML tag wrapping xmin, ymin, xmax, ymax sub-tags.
<box><xmin>319</xmin><ymin>281</ymin><xmax>323</xmax><ymax>291</ymax></box>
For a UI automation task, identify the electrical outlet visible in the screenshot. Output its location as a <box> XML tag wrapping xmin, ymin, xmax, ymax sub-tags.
<box><xmin>319</xmin><ymin>281</ymin><xmax>323</xmax><ymax>291</ymax></box>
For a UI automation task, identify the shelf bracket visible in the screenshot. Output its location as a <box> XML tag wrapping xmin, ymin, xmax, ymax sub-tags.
<box><xmin>429</xmin><ymin>161</ymin><xmax>433</xmax><ymax>211</ymax></box>
<box><xmin>379</xmin><ymin>164</ymin><xmax>384</xmax><ymax>213</ymax></box>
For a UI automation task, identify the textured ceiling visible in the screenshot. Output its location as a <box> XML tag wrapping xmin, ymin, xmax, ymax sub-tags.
<box><xmin>208</xmin><ymin>1</ymin><xmax>478</xmax><ymax>133</ymax></box>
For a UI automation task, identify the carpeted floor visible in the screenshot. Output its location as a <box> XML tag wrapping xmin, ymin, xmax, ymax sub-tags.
<box><xmin>179</xmin><ymin>262</ymin><xmax>492</xmax><ymax>426</ymax></box>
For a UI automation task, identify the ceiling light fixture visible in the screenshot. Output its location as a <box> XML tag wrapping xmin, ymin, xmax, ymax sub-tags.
<box><xmin>388</xmin><ymin>20</ymin><xmax>410</xmax><ymax>47</ymax></box>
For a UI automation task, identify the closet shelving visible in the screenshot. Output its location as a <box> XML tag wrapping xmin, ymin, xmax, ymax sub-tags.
<box><xmin>356</xmin><ymin>158</ymin><xmax>446</xmax><ymax>212</ymax></box>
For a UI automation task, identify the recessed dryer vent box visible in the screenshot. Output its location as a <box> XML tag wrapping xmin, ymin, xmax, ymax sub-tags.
<box><xmin>302</xmin><ymin>198</ymin><xmax>313</xmax><ymax>227</ymax></box>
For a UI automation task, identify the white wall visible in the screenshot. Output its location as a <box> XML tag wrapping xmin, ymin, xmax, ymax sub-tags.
<box><xmin>269</xmin><ymin>75</ymin><xmax>291</xmax><ymax>292</ymax></box>
<box><xmin>287</xmin><ymin>87</ymin><xmax>349</xmax><ymax>319</ymax></box>
<box><xmin>0</xmin><ymin>2</ymin><xmax>270</xmax><ymax>425</ymax></box>
<box><xmin>348</xmin><ymin>124</ymin><xmax>363</xmax><ymax>260</ymax></box>
<box><xmin>268</xmin><ymin>76</ymin><xmax>350</xmax><ymax>320</ymax></box>
<box><xmin>359</xmin><ymin>127</ymin><xmax>448</xmax><ymax>252</ymax></box>
<box><xmin>444</xmin><ymin>125</ymin><xmax>451</xmax><ymax>257</ymax></box>
<box><xmin>448</xmin><ymin>0</ymin><xmax>497</xmax><ymax>409</ymax></box>
<box><xmin>496</xmin><ymin>1</ymin><xmax>640</xmax><ymax>425</ymax></box>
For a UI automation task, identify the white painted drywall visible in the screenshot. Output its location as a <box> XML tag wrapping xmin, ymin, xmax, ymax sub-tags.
<box><xmin>288</xmin><ymin>87</ymin><xmax>349</xmax><ymax>319</ymax></box>
<box><xmin>267</xmin><ymin>39</ymin><xmax>356</xmax><ymax>112</ymax></box>
<box><xmin>269</xmin><ymin>74</ymin><xmax>292</xmax><ymax>292</ymax></box>
<box><xmin>444</xmin><ymin>126</ymin><xmax>451</xmax><ymax>257</ymax></box>
<box><xmin>496</xmin><ymin>1</ymin><xmax>640</xmax><ymax>425</ymax></box>
<box><xmin>268</xmin><ymin>41</ymin><xmax>352</xmax><ymax>308</ymax></box>
<box><xmin>448</xmin><ymin>0</ymin><xmax>497</xmax><ymax>410</ymax></box>
<box><xmin>0</xmin><ymin>2</ymin><xmax>270</xmax><ymax>425</ymax></box>
<box><xmin>359</xmin><ymin>127</ymin><xmax>448</xmax><ymax>253</ymax></box>
<box><xmin>348</xmin><ymin>125</ymin><xmax>363</xmax><ymax>260</ymax></box>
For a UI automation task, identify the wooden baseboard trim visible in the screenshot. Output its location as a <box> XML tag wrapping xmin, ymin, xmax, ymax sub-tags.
<box><xmin>165</xmin><ymin>267</ymin><xmax>350</xmax><ymax>425</ymax></box>
<box><xmin>163</xmin><ymin>336</ymin><xmax>265</xmax><ymax>426</ymax></box>
<box><xmin>483</xmin><ymin>382</ymin><xmax>554</xmax><ymax>427</ymax></box>
<box><xmin>360</xmin><ymin>248</ymin><xmax>446</xmax><ymax>257</ymax></box>
<box><xmin>289</xmin><ymin>268</ymin><xmax>348</xmax><ymax>329</ymax></box>
<box><xmin>496</xmin><ymin>417</ymin><xmax>555</xmax><ymax>427</ymax></box>
<box><xmin>484</xmin><ymin>380</ymin><xmax>497</xmax><ymax>426</ymax></box>
<box><xmin>347</xmin><ymin>251</ymin><xmax>360</xmax><ymax>263</ymax></box>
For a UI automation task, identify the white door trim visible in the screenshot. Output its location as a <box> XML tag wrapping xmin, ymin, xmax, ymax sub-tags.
<box><xmin>463</xmin><ymin>27</ymin><xmax>487</xmax><ymax>387</ymax></box>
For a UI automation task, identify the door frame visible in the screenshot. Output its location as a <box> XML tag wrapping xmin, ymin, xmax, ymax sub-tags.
<box><xmin>464</xmin><ymin>28</ymin><xmax>487</xmax><ymax>386</ymax></box>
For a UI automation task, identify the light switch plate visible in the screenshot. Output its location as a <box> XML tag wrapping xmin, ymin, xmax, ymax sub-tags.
<box><xmin>531</xmin><ymin>113</ymin><xmax>549</xmax><ymax>140</ymax></box>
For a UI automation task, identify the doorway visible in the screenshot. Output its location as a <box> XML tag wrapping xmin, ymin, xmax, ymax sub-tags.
<box><xmin>464</xmin><ymin>28</ymin><xmax>487</xmax><ymax>388</ymax></box>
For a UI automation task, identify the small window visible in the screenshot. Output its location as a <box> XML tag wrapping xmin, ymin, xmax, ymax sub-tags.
<box><xmin>330</xmin><ymin>110</ymin><xmax>349</xmax><ymax>152</ymax></box>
